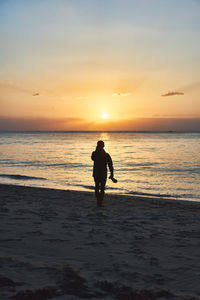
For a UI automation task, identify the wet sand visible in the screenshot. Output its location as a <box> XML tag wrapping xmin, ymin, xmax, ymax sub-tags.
<box><xmin>0</xmin><ymin>184</ymin><xmax>200</xmax><ymax>299</ymax></box>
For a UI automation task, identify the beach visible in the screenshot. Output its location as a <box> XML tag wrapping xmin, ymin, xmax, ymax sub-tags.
<box><xmin>0</xmin><ymin>184</ymin><xmax>200</xmax><ymax>300</ymax></box>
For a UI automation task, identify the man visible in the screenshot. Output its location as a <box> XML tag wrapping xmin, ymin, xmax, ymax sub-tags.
<box><xmin>91</xmin><ymin>140</ymin><xmax>115</xmax><ymax>207</ymax></box>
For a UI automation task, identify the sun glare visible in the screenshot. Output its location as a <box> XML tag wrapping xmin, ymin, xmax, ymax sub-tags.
<box><xmin>101</xmin><ymin>113</ymin><xmax>108</xmax><ymax>119</ymax></box>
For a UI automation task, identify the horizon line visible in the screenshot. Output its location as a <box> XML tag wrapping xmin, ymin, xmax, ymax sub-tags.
<box><xmin>0</xmin><ymin>130</ymin><xmax>200</xmax><ymax>133</ymax></box>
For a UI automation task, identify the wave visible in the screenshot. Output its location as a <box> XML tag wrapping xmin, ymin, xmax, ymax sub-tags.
<box><xmin>0</xmin><ymin>174</ymin><xmax>46</xmax><ymax>181</ymax></box>
<box><xmin>67</xmin><ymin>183</ymin><xmax>125</xmax><ymax>192</ymax></box>
<box><xmin>0</xmin><ymin>160</ymin><xmax>90</xmax><ymax>169</ymax></box>
<box><xmin>73</xmin><ymin>184</ymin><xmax>197</xmax><ymax>200</ymax></box>
<box><xmin>126</xmin><ymin>191</ymin><xmax>179</xmax><ymax>199</ymax></box>
<box><xmin>125</xmin><ymin>162</ymin><xmax>165</xmax><ymax>167</ymax></box>
<box><xmin>166</xmin><ymin>168</ymin><xmax>200</xmax><ymax>174</ymax></box>
<box><xmin>68</xmin><ymin>183</ymin><xmax>182</xmax><ymax>199</ymax></box>
<box><xmin>75</xmin><ymin>184</ymin><xmax>94</xmax><ymax>190</ymax></box>
<box><xmin>118</xmin><ymin>166</ymin><xmax>200</xmax><ymax>174</ymax></box>
<box><xmin>67</xmin><ymin>184</ymin><xmax>123</xmax><ymax>191</ymax></box>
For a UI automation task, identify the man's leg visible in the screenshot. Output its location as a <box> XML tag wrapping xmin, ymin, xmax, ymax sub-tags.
<box><xmin>94</xmin><ymin>177</ymin><xmax>101</xmax><ymax>206</ymax></box>
<box><xmin>99</xmin><ymin>177</ymin><xmax>107</xmax><ymax>204</ymax></box>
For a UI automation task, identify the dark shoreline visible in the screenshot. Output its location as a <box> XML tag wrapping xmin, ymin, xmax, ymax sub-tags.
<box><xmin>1</xmin><ymin>183</ymin><xmax>200</xmax><ymax>207</ymax></box>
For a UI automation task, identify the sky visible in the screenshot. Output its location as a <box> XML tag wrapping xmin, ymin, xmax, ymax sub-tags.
<box><xmin>0</xmin><ymin>0</ymin><xmax>200</xmax><ymax>131</ymax></box>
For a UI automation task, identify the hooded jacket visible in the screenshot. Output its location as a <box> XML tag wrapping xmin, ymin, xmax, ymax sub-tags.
<box><xmin>91</xmin><ymin>147</ymin><xmax>113</xmax><ymax>179</ymax></box>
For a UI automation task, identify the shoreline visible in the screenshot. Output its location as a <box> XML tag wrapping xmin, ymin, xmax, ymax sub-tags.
<box><xmin>1</xmin><ymin>183</ymin><xmax>200</xmax><ymax>299</ymax></box>
<box><xmin>1</xmin><ymin>182</ymin><xmax>200</xmax><ymax>206</ymax></box>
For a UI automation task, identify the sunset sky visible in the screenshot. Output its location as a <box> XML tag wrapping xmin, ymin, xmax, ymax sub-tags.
<box><xmin>0</xmin><ymin>0</ymin><xmax>200</xmax><ymax>131</ymax></box>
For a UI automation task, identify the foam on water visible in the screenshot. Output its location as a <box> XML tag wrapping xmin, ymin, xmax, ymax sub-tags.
<box><xmin>0</xmin><ymin>174</ymin><xmax>46</xmax><ymax>181</ymax></box>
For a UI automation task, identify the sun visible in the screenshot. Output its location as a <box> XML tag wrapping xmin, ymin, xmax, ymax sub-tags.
<box><xmin>101</xmin><ymin>113</ymin><xmax>108</xmax><ymax>119</ymax></box>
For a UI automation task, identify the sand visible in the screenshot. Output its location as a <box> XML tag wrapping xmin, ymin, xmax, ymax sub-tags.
<box><xmin>0</xmin><ymin>184</ymin><xmax>200</xmax><ymax>300</ymax></box>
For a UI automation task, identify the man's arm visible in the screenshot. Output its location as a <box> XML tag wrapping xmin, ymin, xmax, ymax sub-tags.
<box><xmin>107</xmin><ymin>154</ymin><xmax>113</xmax><ymax>178</ymax></box>
<box><xmin>91</xmin><ymin>151</ymin><xmax>95</xmax><ymax>161</ymax></box>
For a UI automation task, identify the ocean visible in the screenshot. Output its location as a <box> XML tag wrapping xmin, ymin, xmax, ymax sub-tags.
<box><xmin>0</xmin><ymin>131</ymin><xmax>200</xmax><ymax>201</ymax></box>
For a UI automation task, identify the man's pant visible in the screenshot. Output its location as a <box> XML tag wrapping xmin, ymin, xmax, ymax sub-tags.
<box><xmin>94</xmin><ymin>176</ymin><xmax>107</xmax><ymax>201</ymax></box>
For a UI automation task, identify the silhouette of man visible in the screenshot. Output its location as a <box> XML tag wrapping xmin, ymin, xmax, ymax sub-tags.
<box><xmin>91</xmin><ymin>140</ymin><xmax>114</xmax><ymax>207</ymax></box>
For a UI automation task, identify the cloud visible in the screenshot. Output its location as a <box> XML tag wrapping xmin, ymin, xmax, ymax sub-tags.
<box><xmin>161</xmin><ymin>91</ymin><xmax>184</xmax><ymax>97</ymax></box>
<box><xmin>153</xmin><ymin>114</ymin><xmax>200</xmax><ymax>118</ymax></box>
<box><xmin>0</xmin><ymin>116</ymin><xmax>200</xmax><ymax>131</ymax></box>
<box><xmin>161</xmin><ymin>81</ymin><xmax>200</xmax><ymax>97</ymax></box>
<box><xmin>112</xmin><ymin>92</ymin><xmax>132</xmax><ymax>97</ymax></box>
<box><xmin>0</xmin><ymin>79</ymin><xmax>40</xmax><ymax>97</ymax></box>
<box><xmin>92</xmin><ymin>118</ymin><xmax>200</xmax><ymax>132</ymax></box>
<box><xmin>0</xmin><ymin>116</ymin><xmax>91</xmax><ymax>131</ymax></box>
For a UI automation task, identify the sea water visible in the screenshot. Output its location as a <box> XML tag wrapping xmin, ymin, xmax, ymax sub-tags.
<box><xmin>0</xmin><ymin>131</ymin><xmax>200</xmax><ymax>201</ymax></box>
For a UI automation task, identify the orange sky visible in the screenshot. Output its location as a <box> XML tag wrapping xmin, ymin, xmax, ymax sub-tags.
<box><xmin>0</xmin><ymin>0</ymin><xmax>200</xmax><ymax>131</ymax></box>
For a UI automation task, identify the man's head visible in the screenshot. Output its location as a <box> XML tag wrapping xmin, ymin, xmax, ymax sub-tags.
<box><xmin>97</xmin><ymin>140</ymin><xmax>104</xmax><ymax>149</ymax></box>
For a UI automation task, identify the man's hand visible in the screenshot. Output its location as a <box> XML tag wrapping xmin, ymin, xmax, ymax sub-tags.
<box><xmin>109</xmin><ymin>175</ymin><xmax>118</xmax><ymax>183</ymax></box>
